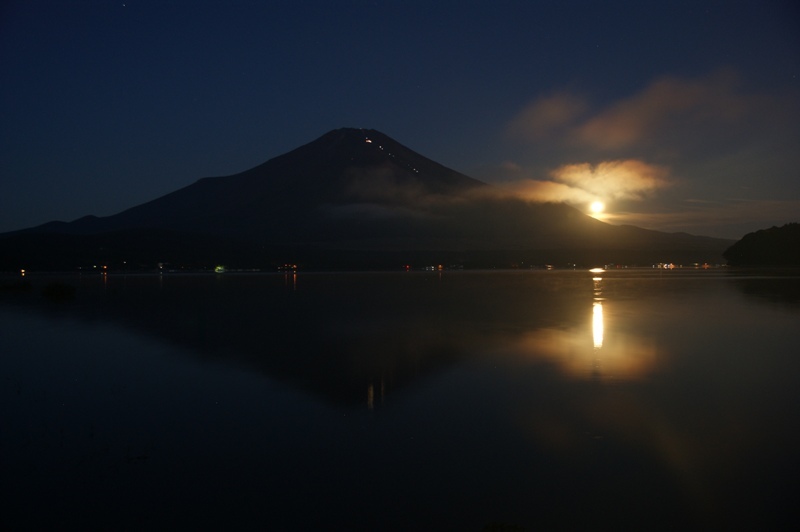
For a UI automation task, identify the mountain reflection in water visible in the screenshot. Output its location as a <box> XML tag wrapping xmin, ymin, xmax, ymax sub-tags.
<box><xmin>5</xmin><ymin>271</ymin><xmax>599</xmax><ymax>404</ymax></box>
<box><xmin>1</xmin><ymin>269</ymin><xmax>798</xmax><ymax>529</ymax></box>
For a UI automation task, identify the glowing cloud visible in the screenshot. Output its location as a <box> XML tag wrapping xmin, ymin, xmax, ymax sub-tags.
<box><xmin>551</xmin><ymin>160</ymin><xmax>670</xmax><ymax>201</ymax></box>
<box><xmin>485</xmin><ymin>159</ymin><xmax>670</xmax><ymax>209</ymax></box>
<box><xmin>492</xmin><ymin>178</ymin><xmax>596</xmax><ymax>204</ymax></box>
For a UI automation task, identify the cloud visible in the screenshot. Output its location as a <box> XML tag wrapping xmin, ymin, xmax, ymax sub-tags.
<box><xmin>491</xmin><ymin>179</ymin><xmax>596</xmax><ymax>204</ymax></box>
<box><xmin>507</xmin><ymin>93</ymin><xmax>588</xmax><ymax>141</ymax></box>
<box><xmin>551</xmin><ymin>160</ymin><xmax>670</xmax><ymax>200</ymax></box>
<box><xmin>606</xmin><ymin>199</ymin><xmax>800</xmax><ymax>239</ymax></box>
<box><xmin>327</xmin><ymin>165</ymin><xmax>472</xmax><ymax>221</ymax></box>
<box><xmin>323</xmin><ymin>202</ymin><xmax>434</xmax><ymax>220</ymax></box>
<box><xmin>574</xmin><ymin>69</ymin><xmax>746</xmax><ymax>151</ymax></box>
<box><xmin>486</xmin><ymin>159</ymin><xmax>670</xmax><ymax>207</ymax></box>
<box><xmin>344</xmin><ymin>165</ymin><xmax>428</xmax><ymax>204</ymax></box>
<box><xmin>504</xmin><ymin>69</ymin><xmax>791</xmax><ymax>158</ymax></box>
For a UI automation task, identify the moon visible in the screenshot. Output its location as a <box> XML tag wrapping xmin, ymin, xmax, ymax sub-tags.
<box><xmin>590</xmin><ymin>201</ymin><xmax>605</xmax><ymax>214</ymax></box>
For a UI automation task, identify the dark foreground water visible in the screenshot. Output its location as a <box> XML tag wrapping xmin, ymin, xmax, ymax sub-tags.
<box><xmin>2</xmin><ymin>269</ymin><xmax>799</xmax><ymax>530</ymax></box>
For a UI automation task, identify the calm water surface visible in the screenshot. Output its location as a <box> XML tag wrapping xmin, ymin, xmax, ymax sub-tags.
<box><xmin>2</xmin><ymin>269</ymin><xmax>799</xmax><ymax>529</ymax></box>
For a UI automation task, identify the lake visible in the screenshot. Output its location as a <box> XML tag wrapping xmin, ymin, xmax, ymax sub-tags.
<box><xmin>2</xmin><ymin>269</ymin><xmax>799</xmax><ymax>530</ymax></box>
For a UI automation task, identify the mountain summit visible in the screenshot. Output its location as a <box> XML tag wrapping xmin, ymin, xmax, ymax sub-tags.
<box><xmin>30</xmin><ymin>128</ymin><xmax>485</xmax><ymax>238</ymax></box>
<box><xmin>1</xmin><ymin>128</ymin><xmax>732</xmax><ymax>270</ymax></box>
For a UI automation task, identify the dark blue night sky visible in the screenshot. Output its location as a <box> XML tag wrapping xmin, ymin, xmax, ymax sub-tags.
<box><xmin>2</xmin><ymin>0</ymin><xmax>798</xmax><ymax>238</ymax></box>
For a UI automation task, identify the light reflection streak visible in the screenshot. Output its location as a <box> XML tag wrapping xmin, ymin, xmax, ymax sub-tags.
<box><xmin>593</xmin><ymin>301</ymin><xmax>604</xmax><ymax>349</ymax></box>
<box><xmin>593</xmin><ymin>274</ymin><xmax>604</xmax><ymax>349</ymax></box>
<box><xmin>512</xmin><ymin>270</ymin><xmax>658</xmax><ymax>380</ymax></box>
<box><xmin>366</xmin><ymin>378</ymin><xmax>385</xmax><ymax>410</ymax></box>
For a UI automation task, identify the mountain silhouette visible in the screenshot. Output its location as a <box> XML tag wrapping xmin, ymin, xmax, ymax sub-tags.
<box><xmin>723</xmin><ymin>223</ymin><xmax>800</xmax><ymax>266</ymax></box>
<box><xmin>1</xmin><ymin>128</ymin><xmax>732</xmax><ymax>270</ymax></box>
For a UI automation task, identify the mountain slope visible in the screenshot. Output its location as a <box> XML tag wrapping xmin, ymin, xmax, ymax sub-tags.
<box><xmin>723</xmin><ymin>223</ymin><xmax>800</xmax><ymax>266</ymax></box>
<box><xmin>39</xmin><ymin>128</ymin><xmax>486</xmax><ymax>238</ymax></box>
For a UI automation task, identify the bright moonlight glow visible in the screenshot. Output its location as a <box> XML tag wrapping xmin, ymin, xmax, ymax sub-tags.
<box><xmin>590</xmin><ymin>201</ymin><xmax>605</xmax><ymax>214</ymax></box>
